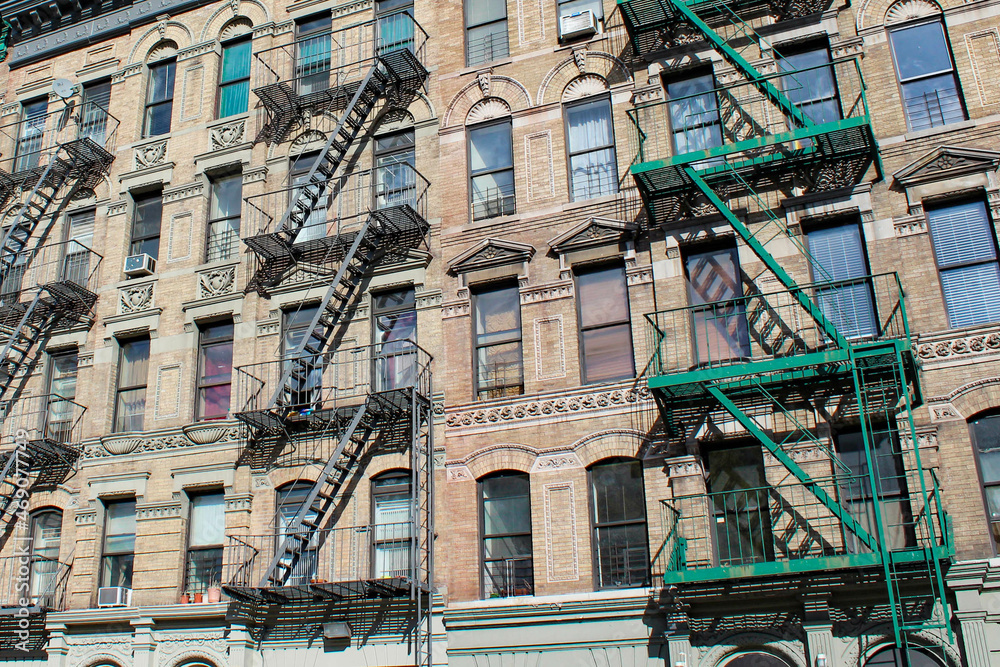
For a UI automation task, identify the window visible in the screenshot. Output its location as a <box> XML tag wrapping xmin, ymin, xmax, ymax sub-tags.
<box><xmin>101</xmin><ymin>499</ymin><xmax>136</xmax><ymax>588</ymax></box>
<box><xmin>81</xmin><ymin>80</ymin><xmax>112</xmax><ymax>144</ymax></box>
<box><xmin>684</xmin><ymin>243</ymin><xmax>750</xmax><ymax>365</ymax></box>
<box><xmin>15</xmin><ymin>98</ymin><xmax>47</xmax><ymax>173</ymax></box>
<box><xmin>218</xmin><ymin>38</ymin><xmax>251</xmax><ymax>118</ymax></box>
<box><xmin>206</xmin><ymin>173</ymin><xmax>242</xmax><ymax>262</ymax></box>
<box><xmin>375</xmin><ymin>130</ymin><xmax>417</xmax><ymax>211</ymax></box>
<box><xmin>373</xmin><ymin>289</ymin><xmax>418</xmax><ymax>391</ymax></box>
<box><xmin>704</xmin><ymin>443</ymin><xmax>773</xmax><ymax>566</ymax></box>
<box><xmin>558</xmin><ymin>0</ymin><xmax>603</xmax><ymax>37</ymax></box>
<box><xmin>0</xmin><ymin>225</ymin><xmax>27</xmax><ymax>294</ymax></box>
<box><xmin>805</xmin><ymin>219</ymin><xmax>876</xmax><ymax>339</ymax></box>
<box><xmin>576</xmin><ymin>264</ymin><xmax>634</xmax><ymax>384</ymax></box>
<box><xmin>276</xmin><ymin>482</ymin><xmax>319</xmax><ymax>585</ymax></box>
<box><xmin>835</xmin><ymin>428</ymin><xmax>915</xmax><ymax>552</ymax></box>
<box><xmin>372</xmin><ymin>472</ymin><xmax>412</xmax><ymax>579</ymax></box>
<box><xmin>197</xmin><ymin>321</ymin><xmax>234</xmax><ymax>420</ymax></box>
<box><xmin>969</xmin><ymin>412</ymin><xmax>1000</xmax><ymax>551</ymax></box>
<box><xmin>473</xmin><ymin>283</ymin><xmax>523</xmax><ymax>399</ymax></box>
<box><xmin>480</xmin><ymin>472</ymin><xmax>532</xmax><ymax>598</ymax></box>
<box><xmin>724</xmin><ymin>654</ymin><xmax>793</xmax><ymax>667</ymax></box>
<box><xmin>565</xmin><ymin>97</ymin><xmax>618</xmax><ymax>201</ymax></box>
<box><xmin>282</xmin><ymin>307</ymin><xmax>323</xmax><ymax>410</ymax></box>
<box><xmin>47</xmin><ymin>350</ymin><xmax>78</xmax><ymax>441</ymax></box>
<box><xmin>889</xmin><ymin>19</ymin><xmax>965</xmax><ymax>131</ymax></box>
<box><xmin>376</xmin><ymin>0</ymin><xmax>415</xmax><ymax>54</ymax></box>
<box><xmin>466</xmin><ymin>0</ymin><xmax>508</xmax><ymax>66</ymax></box>
<box><xmin>129</xmin><ymin>190</ymin><xmax>163</xmax><ymax>261</ymax></box>
<box><xmin>926</xmin><ymin>200</ymin><xmax>1000</xmax><ymax>328</ymax></box>
<box><xmin>28</xmin><ymin>510</ymin><xmax>61</xmax><ymax>606</ymax></box>
<box><xmin>114</xmin><ymin>337</ymin><xmax>150</xmax><ymax>433</ymax></box>
<box><xmin>667</xmin><ymin>70</ymin><xmax>722</xmax><ymax>157</ymax></box>
<box><xmin>290</xmin><ymin>152</ymin><xmax>328</xmax><ymax>244</ymax></box>
<box><xmin>863</xmin><ymin>647</ymin><xmax>943</xmax><ymax>667</ymax></box>
<box><xmin>296</xmin><ymin>15</ymin><xmax>332</xmax><ymax>95</ymax></box>
<box><xmin>186</xmin><ymin>492</ymin><xmax>225</xmax><ymax>594</ymax></box>
<box><xmin>468</xmin><ymin>120</ymin><xmax>515</xmax><ymax>220</ymax></box>
<box><xmin>777</xmin><ymin>43</ymin><xmax>840</xmax><ymax>126</ymax></box>
<box><xmin>64</xmin><ymin>208</ymin><xmax>95</xmax><ymax>287</ymax></box>
<box><xmin>143</xmin><ymin>59</ymin><xmax>175</xmax><ymax>137</ymax></box>
<box><xmin>590</xmin><ymin>459</ymin><xmax>648</xmax><ymax>588</ymax></box>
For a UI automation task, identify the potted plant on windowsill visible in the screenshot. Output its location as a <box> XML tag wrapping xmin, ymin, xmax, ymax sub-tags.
<box><xmin>207</xmin><ymin>582</ymin><xmax>222</xmax><ymax>603</ymax></box>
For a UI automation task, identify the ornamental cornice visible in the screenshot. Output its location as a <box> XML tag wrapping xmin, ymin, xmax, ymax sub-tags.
<box><xmin>176</xmin><ymin>40</ymin><xmax>217</xmax><ymax>61</ymax></box>
<box><xmin>914</xmin><ymin>325</ymin><xmax>1000</xmax><ymax>367</ymax></box>
<box><xmin>135</xmin><ymin>501</ymin><xmax>182</xmax><ymax>520</ymax></box>
<box><xmin>162</xmin><ymin>181</ymin><xmax>203</xmax><ymax>203</ymax></box>
<box><xmin>82</xmin><ymin>424</ymin><xmax>241</xmax><ymax>459</ymax></box>
<box><xmin>520</xmin><ymin>280</ymin><xmax>572</xmax><ymax>304</ymax></box>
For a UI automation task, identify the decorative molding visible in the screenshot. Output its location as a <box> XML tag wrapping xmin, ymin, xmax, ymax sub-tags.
<box><xmin>893</xmin><ymin>145</ymin><xmax>1000</xmax><ymax>187</ymax></box>
<box><xmin>668</xmin><ymin>457</ymin><xmax>704</xmax><ymax>478</ymax></box>
<box><xmin>626</xmin><ymin>264</ymin><xmax>653</xmax><ymax>286</ymax></box>
<box><xmin>163</xmin><ymin>181</ymin><xmax>203</xmax><ymax>203</ymax></box>
<box><xmin>224</xmin><ymin>494</ymin><xmax>253</xmax><ymax>512</ymax></box>
<box><xmin>210</xmin><ymin>118</ymin><xmax>247</xmax><ymax>150</ymax></box>
<box><xmin>534</xmin><ymin>315</ymin><xmax>566</xmax><ymax>380</ymax></box>
<box><xmin>243</xmin><ymin>165</ymin><xmax>268</xmax><ymax>184</ymax></box>
<box><xmin>83</xmin><ymin>426</ymin><xmax>240</xmax><ymax>459</ymax></box>
<box><xmin>74</xmin><ymin>509</ymin><xmax>97</xmax><ymax>526</ymax></box>
<box><xmin>135</xmin><ymin>501</ymin><xmax>182</xmax><ymax>520</ymax></box>
<box><xmin>548</xmin><ymin>216</ymin><xmax>635</xmax><ymax>254</ymax></box>
<box><xmin>466</xmin><ymin>97</ymin><xmax>511</xmax><ymax>124</ymax></box>
<box><xmin>134</xmin><ymin>139</ymin><xmax>168</xmax><ymax>170</ymax></box>
<box><xmin>441</xmin><ymin>300</ymin><xmax>470</xmax><ymax>319</ymax></box>
<box><xmin>198</xmin><ymin>266</ymin><xmax>237</xmax><ymax>298</ymax></box>
<box><xmin>915</xmin><ymin>326</ymin><xmax>1000</xmax><ymax>367</ymax></box>
<box><xmin>632</xmin><ymin>87</ymin><xmax>662</xmax><ymax>105</ymax></box>
<box><xmin>112</xmin><ymin>63</ymin><xmax>144</xmax><ymax>83</ymax></box>
<box><xmin>119</xmin><ymin>283</ymin><xmax>155</xmax><ymax>314</ymax></box>
<box><xmin>256</xmin><ymin>319</ymin><xmax>280</xmax><ymax>336</ymax></box>
<box><xmin>176</xmin><ymin>40</ymin><xmax>216</xmax><ymax>61</ymax></box>
<box><xmin>107</xmin><ymin>200</ymin><xmax>129</xmax><ymax>217</ymax></box>
<box><xmin>928</xmin><ymin>402</ymin><xmax>963</xmax><ymax>422</ymax></box>
<box><xmin>562</xmin><ymin>74</ymin><xmax>607</xmax><ymax>101</ymax></box>
<box><xmin>893</xmin><ymin>214</ymin><xmax>926</xmax><ymax>237</ymax></box>
<box><xmin>78</xmin><ymin>352</ymin><xmax>94</xmax><ymax>368</ymax></box>
<box><xmin>885</xmin><ymin>0</ymin><xmax>941</xmax><ymax>24</ymax></box>
<box><xmin>543</xmin><ymin>481</ymin><xmax>579</xmax><ymax>582</ymax></box>
<box><xmin>531</xmin><ymin>453</ymin><xmax>581</xmax><ymax>471</ymax></box>
<box><xmin>446</xmin><ymin>465</ymin><xmax>473</xmax><ymax>482</ymax></box>
<box><xmin>830</xmin><ymin>37</ymin><xmax>864</xmax><ymax>60</ymax></box>
<box><xmin>414</xmin><ymin>289</ymin><xmax>442</xmax><ymax>310</ymax></box>
<box><xmin>520</xmin><ymin>280</ymin><xmax>572</xmax><ymax>304</ymax></box>
<box><xmin>448</xmin><ymin>238</ymin><xmax>535</xmax><ymax>275</ymax></box>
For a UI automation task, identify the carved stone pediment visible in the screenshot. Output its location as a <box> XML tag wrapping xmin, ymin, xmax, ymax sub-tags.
<box><xmin>547</xmin><ymin>216</ymin><xmax>636</xmax><ymax>254</ymax></box>
<box><xmin>447</xmin><ymin>238</ymin><xmax>535</xmax><ymax>275</ymax></box>
<box><xmin>893</xmin><ymin>146</ymin><xmax>1000</xmax><ymax>187</ymax></box>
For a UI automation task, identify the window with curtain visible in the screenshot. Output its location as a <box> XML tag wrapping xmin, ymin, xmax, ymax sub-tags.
<box><xmin>576</xmin><ymin>264</ymin><xmax>634</xmax><ymax>384</ymax></box>
<box><xmin>143</xmin><ymin>59</ymin><xmax>175</xmax><ymax>137</ymax></box>
<box><xmin>473</xmin><ymin>283</ymin><xmax>523</xmax><ymax>399</ymax></box>
<box><xmin>290</xmin><ymin>152</ymin><xmax>329</xmax><ymax>243</ymax></box>
<box><xmin>466</xmin><ymin>0</ymin><xmax>508</xmax><ymax>66</ymax></box>
<box><xmin>276</xmin><ymin>482</ymin><xmax>319</xmax><ymax>585</ymax></box>
<box><xmin>376</xmin><ymin>0</ymin><xmax>414</xmax><ymax>54</ymax></box>
<box><xmin>218</xmin><ymin>38</ymin><xmax>251</xmax><ymax>118</ymax></box>
<box><xmin>468</xmin><ymin>120</ymin><xmax>515</xmax><ymax>220</ymax></box>
<box><xmin>889</xmin><ymin>19</ymin><xmax>965</xmax><ymax>131</ymax></box>
<box><xmin>590</xmin><ymin>459</ymin><xmax>648</xmax><ymax>588</ymax></box>
<box><xmin>777</xmin><ymin>43</ymin><xmax>841</xmax><ymax>126</ymax></box>
<box><xmin>806</xmin><ymin>220</ymin><xmax>876</xmax><ymax>339</ymax></box>
<box><xmin>295</xmin><ymin>15</ymin><xmax>332</xmax><ymax>95</ymax></box>
<box><xmin>29</xmin><ymin>510</ymin><xmax>62</xmax><ymax>605</ymax></box>
<box><xmin>372</xmin><ymin>473</ymin><xmax>412</xmax><ymax>579</ymax></box>
<box><xmin>101</xmin><ymin>499</ymin><xmax>136</xmax><ymax>588</ymax></box>
<box><xmin>186</xmin><ymin>492</ymin><xmax>225</xmax><ymax>593</ymax></box>
<box><xmin>374</xmin><ymin>288</ymin><xmax>417</xmax><ymax>391</ymax></box>
<box><xmin>480</xmin><ymin>472</ymin><xmax>532</xmax><ymax>598</ymax></box>
<box><xmin>684</xmin><ymin>243</ymin><xmax>750</xmax><ymax>365</ymax></box>
<box><xmin>926</xmin><ymin>200</ymin><xmax>1000</xmax><ymax>328</ymax></box>
<box><xmin>206</xmin><ymin>172</ymin><xmax>242</xmax><ymax>262</ymax></box>
<box><xmin>970</xmin><ymin>412</ymin><xmax>1000</xmax><ymax>552</ymax></box>
<box><xmin>81</xmin><ymin>80</ymin><xmax>111</xmax><ymax>145</ymax></box>
<box><xmin>704</xmin><ymin>444</ymin><xmax>773</xmax><ymax>566</ymax></box>
<box><xmin>15</xmin><ymin>98</ymin><xmax>47</xmax><ymax>173</ymax></box>
<box><xmin>565</xmin><ymin>96</ymin><xmax>618</xmax><ymax>201</ymax></box>
<box><xmin>114</xmin><ymin>337</ymin><xmax>149</xmax><ymax>433</ymax></box>
<box><xmin>47</xmin><ymin>350</ymin><xmax>78</xmax><ymax>442</ymax></box>
<box><xmin>64</xmin><ymin>208</ymin><xmax>95</xmax><ymax>287</ymax></box>
<box><xmin>667</xmin><ymin>70</ymin><xmax>722</xmax><ymax>157</ymax></box>
<box><xmin>130</xmin><ymin>190</ymin><xmax>163</xmax><ymax>261</ymax></box>
<box><xmin>197</xmin><ymin>321</ymin><xmax>234</xmax><ymax>420</ymax></box>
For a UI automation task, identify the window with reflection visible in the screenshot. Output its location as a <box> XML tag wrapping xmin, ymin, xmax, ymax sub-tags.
<box><xmin>218</xmin><ymin>38</ymin><xmax>251</xmax><ymax>118</ymax></box>
<box><xmin>374</xmin><ymin>288</ymin><xmax>417</xmax><ymax>391</ymax></box>
<box><xmin>684</xmin><ymin>243</ymin><xmax>750</xmax><ymax>366</ymax></box>
<box><xmin>47</xmin><ymin>350</ymin><xmax>78</xmax><ymax>441</ymax></box>
<box><xmin>704</xmin><ymin>443</ymin><xmax>773</xmax><ymax>566</ymax></box>
<box><xmin>864</xmin><ymin>646</ymin><xmax>943</xmax><ymax>667</ymax></box>
<box><xmin>970</xmin><ymin>411</ymin><xmax>1000</xmax><ymax>551</ymax></box>
<box><xmin>295</xmin><ymin>14</ymin><xmax>332</xmax><ymax>95</ymax></box>
<box><xmin>114</xmin><ymin>337</ymin><xmax>149</xmax><ymax>433</ymax></box>
<box><xmin>375</xmin><ymin>130</ymin><xmax>417</xmax><ymax>210</ymax></box>
<box><xmin>186</xmin><ymin>492</ymin><xmax>225</xmax><ymax>594</ymax></box>
<box><xmin>473</xmin><ymin>283</ymin><xmax>523</xmax><ymax>399</ymax></box>
<box><xmin>276</xmin><ymin>482</ymin><xmax>318</xmax><ymax>585</ymax></box>
<box><xmin>590</xmin><ymin>459</ymin><xmax>648</xmax><ymax>588</ymax></box>
<box><xmin>206</xmin><ymin>172</ymin><xmax>242</xmax><ymax>262</ymax></box>
<box><xmin>372</xmin><ymin>472</ymin><xmax>412</xmax><ymax>579</ymax></box>
<box><xmin>143</xmin><ymin>59</ymin><xmax>175</xmax><ymax>137</ymax></box>
<box><xmin>282</xmin><ymin>306</ymin><xmax>323</xmax><ymax>411</ymax></box>
<box><xmin>565</xmin><ymin>97</ymin><xmax>618</xmax><ymax>201</ymax></box>
<box><xmin>805</xmin><ymin>218</ymin><xmax>876</xmax><ymax>339</ymax></box>
<box><xmin>576</xmin><ymin>264</ymin><xmax>634</xmax><ymax>384</ymax></box>
<box><xmin>130</xmin><ymin>190</ymin><xmax>163</xmax><ymax>261</ymax></box>
<box><xmin>466</xmin><ymin>0</ymin><xmax>508</xmax><ymax>66</ymax></box>
<box><xmin>289</xmin><ymin>152</ymin><xmax>329</xmax><ymax>244</ymax></box>
<box><xmin>468</xmin><ymin>120</ymin><xmax>515</xmax><ymax>220</ymax></box>
<box><xmin>29</xmin><ymin>510</ymin><xmax>62</xmax><ymax>606</ymax></box>
<box><xmin>480</xmin><ymin>472</ymin><xmax>532</xmax><ymax>598</ymax></box>
<box><xmin>667</xmin><ymin>70</ymin><xmax>722</xmax><ymax>157</ymax></box>
<box><xmin>64</xmin><ymin>208</ymin><xmax>95</xmax><ymax>287</ymax></box>
<box><xmin>888</xmin><ymin>19</ymin><xmax>965</xmax><ymax>131</ymax></box>
<box><xmin>777</xmin><ymin>42</ymin><xmax>841</xmax><ymax>126</ymax></box>
<box><xmin>101</xmin><ymin>499</ymin><xmax>136</xmax><ymax>588</ymax></box>
<box><xmin>15</xmin><ymin>98</ymin><xmax>47</xmax><ymax>172</ymax></box>
<box><xmin>197</xmin><ymin>321</ymin><xmax>234</xmax><ymax>420</ymax></box>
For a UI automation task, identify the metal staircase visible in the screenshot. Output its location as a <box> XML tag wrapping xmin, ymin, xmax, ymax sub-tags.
<box><xmin>227</xmin><ymin>14</ymin><xmax>433</xmax><ymax>666</ymax></box>
<box><xmin>624</xmin><ymin>0</ymin><xmax>952</xmax><ymax>658</ymax></box>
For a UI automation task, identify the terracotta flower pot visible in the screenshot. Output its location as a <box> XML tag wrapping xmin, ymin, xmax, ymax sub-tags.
<box><xmin>207</xmin><ymin>587</ymin><xmax>221</xmax><ymax>603</ymax></box>
<box><xmin>193</xmin><ymin>593</ymin><xmax>204</xmax><ymax>603</ymax></box>
<box><xmin>179</xmin><ymin>593</ymin><xmax>189</xmax><ymax>604</ymax></box>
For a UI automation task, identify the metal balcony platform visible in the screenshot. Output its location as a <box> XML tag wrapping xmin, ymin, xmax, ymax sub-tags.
<box><xmin>225</xmin><ymin>575</ymin><xmax>420</xmax><ymax>604</ymax></box>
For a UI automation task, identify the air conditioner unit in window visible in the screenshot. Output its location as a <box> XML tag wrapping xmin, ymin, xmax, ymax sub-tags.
<box><xmin>123</xmin><ymin>253</ymin><xmax>155</xmax><ymax>277</ymax></box>
<box><xmin>97</xmin><ymin>586</ymin><xmax>132</xmax><ymax>608</ymax></box>
<box><xmin>560</xmin><ymin>10</ymin><xmax>598</xmax><ymax>41</ymax></box>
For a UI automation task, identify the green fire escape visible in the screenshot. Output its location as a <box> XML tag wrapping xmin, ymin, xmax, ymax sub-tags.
<box><xmin>619</xmin><ymin>0</ymin><xmax>953</xmax><ymax>658</ymax></box>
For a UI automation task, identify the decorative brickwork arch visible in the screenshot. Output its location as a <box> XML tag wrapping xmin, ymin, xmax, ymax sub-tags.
<box><xmin>168</xmin><ymin>653</ymin><xmax>222</xmax><ymax>667</ymax></box>
<box><xmin>537</xmin><ymin>51</ymin><xmax>632</xmax><ymax>106</ymax></box>
<box><xmin>442</xmin><ymin>74</ymin><xmax>531</xmax><ymax>128</ymax></box>
<box><xmin>847</xmin><ymin>635</ymin><xmax>961</xmax><ymax>667</ymax></box>
<box><xmin>366</xmin><ymin>452</ymin><xmax>412</xmax><ymax>479</ymax></box>
<box><xmin>463</xmin><ymin>444</ymin><xmax>537</xmax><ymax>478</ymax></box>
<box><xmin>856</xmin><ymin>0</ymin><xmax>942</xmax><ymax>32</ymax></box>
<box><xmin>700</xmin><ymin>633</ymin><xmax>806</xmax><ymax>667</ymax></box>
<box><xmin>200</xmin><ymin>0</ymin><xmax>271</xmax><ymax>41</ymax></box>
<box><xmin>77</xmin><ymin>655</ymin><xmax>126</xmax><ymax>667</ymax></box>
<box><xmin>128</xmin><ymin>21</ymin><xmax>193</xmax><ymax>65</ymax></box>
<box><xmin>466</xmin><ymin>97</ymin><xmax>511</xmax><ymax>125</ymax></box>
<box><xmin>570</xmin><ymin>429</ymin><xmax>651</xmax><ymax>467</ymax></box>
<box><xmin>937</xmin><ymin>376</ymin><xmax>1000</xmax><ymax>419</ymax></box>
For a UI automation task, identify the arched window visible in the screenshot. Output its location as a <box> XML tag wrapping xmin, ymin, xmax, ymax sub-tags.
<box><xmin>969</xmin><ymin>411</ymin><xmax>1000</xmax><ymax>550</ymax></box>
<box><xmin>864</xmin><ymin>646</ymin><xmax>943</xmax><ymax>667</ymax></box>
<box><xmin>723</xmin><ymin>653</ymin><xmax>792</xmax><ymax>667</ymax></box>
<box><xmin>372</xmin><ymin>471</ymin><xmax>412</xmax><ymax>579</ymax></box>
<box><xmin>480</xmin><ymin>471</ymin><xmax>532</xmax><ymax>598</ymax></box>
<box><xmin>29</xmin><ymin>509</ymin><xmax>62</xmax><ymax>606</ymax></box>
<box><xmin>589</xmin><ymin>458</ymin><xmax>648</xmax><ymax>588</ymax></box>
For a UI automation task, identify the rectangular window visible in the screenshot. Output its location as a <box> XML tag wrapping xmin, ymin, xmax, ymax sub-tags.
<box><xmin>375</xmin><ymin>130</ymin><xmax>417</xmax><ymax>211</ymax></box>
<box><xmin>197</xmin><ymin>321</ymin><xmax>234</xmax><ymax>420</ymax></box>
<box><xmin>296</xmin><ymin>15</ymin><xmax>332</xmax><ymax>96</ymax></box>
<box><xmin>47</xmin><ymin>350</ymin><xmax>78</xmax><ymax>441</ymax></box>
<box><xmin>466</xmin><ymin>0</ymin><xmax>509</xmax><ymax>66</ymax></box>
<box><xmin>684</xmin><ymin>244</ymin><xmax>750</xmax><ymax>365</ymax></box>
<box><xmin>143</xmin><ymin>59</ymin><xmax>175</xmax><ymax>137</ymax></box>
<box><xmin>130</xmin><ymin>190</ymin><xmax>163</xmax><ymax>260</ymax></box>
<box><xmin>207</xmin><ymin>173</ymin><xmax>242</xmax><ymax>262</ymax></box>
<box><xmin>481</xmin><ymin>473</ymin><xmax>532</xmax><ymax>598</ymax></box>
<box><xmin>889</xmin><ymin>19</ymin><xmax>965</xmax><ymax>131</ymax></box>
<box><xmin>667</xmin><ymin>70</ymin><xmax>722</xmax><ymax>157</ymax></box>
<box><xmin>590</xmin><ymin>460</ymin><xmax>648</xmax><ymax>588</ymax></box>
<box><xmin>374</xmin><ymin>288</ymin><xmax>418</xmax><ymax>391</ymax></box>
<box><xmin>277</xmin><ymin>483</ymin><xmax>319</xmax><ymax>584</ymax></box>
<box><xmin>64</xmin><ymin>208</ymin><xmax>95</xmax><ymax>287</ymax></box>
<box><xmin>376</xmin><ymin>0</ymin><xmax>415</xmax><ymax>54</ymax></box>
<box><xmin>101</xmin><ymin>499</ymin><xmax>136</xmax><ymax>588</ymax></box>
<box><xmin>777</xmin><ymin>43</ymin><xmax>841</xmax><ymax>126</ymax></box>
<box><xmin>282</xmin><ymin>307</ymin><xmax>323</xmax><ymax>410</ymax></box>
<box><xmin>114</xmin><ymin>337</ymin><xmax>150</xmax><ymax>433</ymax></box>
<box><xmin>576</xmin><ymin>264</ymin><xmax>634</xmax><ymax>384</ymax></box>
<box><xmin>566</xmin><ymin>97</ymin><xmax>618</xmax><ymax>201</ymax></box>
<box><xmin>806</xmin><ymin>219</ymin><xmax>876</xmax><ymax>339</ymax></box>
<box><xmin>186</xmin><ymin>492</ymin><xmax>225</xmax><ymax>594</ymax></box>
<box><xmin>81</xmin><ymin>80</ymin><xmax>112</xmax><ymax>144</ymax></box>
<box><xmin>290</xmin><ymin>152</ymin><xmax>328</xmax><ymax>244</ymax></box>
<box><xmin>473</xmin><ymin>283</ymin><xmax>523</xmax><ymax>399</ymax></box>
<box><xmin>558</xmin><ymin>0</ymin><xmax>604</xmax><ymax>33</ymax></box>
<box><xmin>704</xmin><ymin>444</ymin><xmax>773</xmax><ymax>566</ymax></box>
<box><xmin>372</xmin><ymin>474</ymin><xmax>412</xmax><ymax>579</ymax></box>
<box><xmin>469</xmin><ymin>120</ymin><xmax>515</xmax><ymax>220</ymax></box>
<box><xmin>15</xmin><ymin>98</ymin><xmax>48</xmax><ymax>173</ymax></box>
<box><xmin>218</xmin><ymin>38</ymin><xmax>251</xmax><ymax>118</ymax></box>
<box><xmin>926</xmin><ymin>200</ymin><xmax>1000</xmax><ymax>328</ymax></box>
<box><xmin>970</xmin><ymin>413</ymin><xmax>1000</xmax><ymax>550</ymax></box>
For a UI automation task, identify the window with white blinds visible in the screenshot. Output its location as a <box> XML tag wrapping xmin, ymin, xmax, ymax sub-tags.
<box><xmin>927</xmin><ymin>200</ymin><xmax>1000</xmax><ymax>328</ymax></box>
<box><xmin>806</xmin><ymin>222</ymin><xmax>876</xmax><ymax>339</ymax></box>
